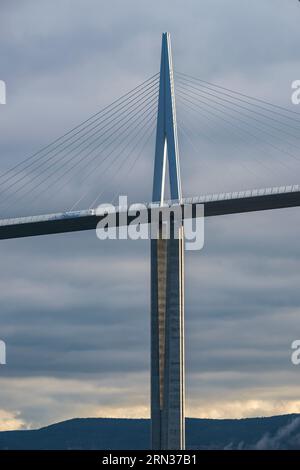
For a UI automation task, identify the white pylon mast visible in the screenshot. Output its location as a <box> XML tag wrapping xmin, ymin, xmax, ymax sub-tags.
<box><xmin>152</xmin><ymin>32</ymin><xmax>182</xmax><ymax>204</ymax></box>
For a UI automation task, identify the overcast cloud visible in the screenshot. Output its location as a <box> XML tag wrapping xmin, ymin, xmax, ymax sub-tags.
<box><xmin>1</xmin><ymin>0</ymin><xmax>300</xmax><ymax>431</ymax></box>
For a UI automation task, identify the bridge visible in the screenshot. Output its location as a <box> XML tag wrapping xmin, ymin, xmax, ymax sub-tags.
<box><xmin>1</xmin><ymin>33</ymin><xmax>300</xmax><ymax>450</ymax></box>
<box><xmin>0</xmin><ymin>185</ymin><xmax>300</xmax><ymax>239</ymax></box>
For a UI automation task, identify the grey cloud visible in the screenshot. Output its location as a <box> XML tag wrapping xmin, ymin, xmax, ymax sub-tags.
<box><xmin>1</xmin><ymin>0</ymin><xmax>300</xmax><ymax>429</ymax></box>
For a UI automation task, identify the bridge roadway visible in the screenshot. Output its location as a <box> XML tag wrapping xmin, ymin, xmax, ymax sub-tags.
<box><xmin>0</xmin><ymin>184</ymin><xmax>300</xmax><ymax>240</ymax></box>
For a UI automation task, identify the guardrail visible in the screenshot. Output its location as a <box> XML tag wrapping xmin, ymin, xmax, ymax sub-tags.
<box><xmin>0</xmin><ymin>184</ymin><xmax>299</xmax><ymax>227</ymax></box>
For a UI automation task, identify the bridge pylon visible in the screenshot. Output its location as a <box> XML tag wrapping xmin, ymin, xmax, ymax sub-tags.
<box><xmin>151</xmin><ymin>32</ymin><xmax>185</xmax><ymax>450</ymax></box>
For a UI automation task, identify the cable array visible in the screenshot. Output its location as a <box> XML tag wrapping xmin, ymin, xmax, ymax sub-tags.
<box><xmin>2</xmin><ymin>68</ymin><xmax>300</xmax><ymax>217</ymax></box>
<box><xmin>0</xmin><ymin>74</ymin><xmax>159</xmax><ymax>216</ymax></box>
<box><xmin>175</xmin><ymin>71</ymin><xmax>300</xmax><ymax>195</ymax></box>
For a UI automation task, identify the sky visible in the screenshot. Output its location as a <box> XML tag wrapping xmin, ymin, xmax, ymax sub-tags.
<box><xmin>1</xmin><ymin>0</ymin><xmax>300</xmax><ymax>431</ymax></box>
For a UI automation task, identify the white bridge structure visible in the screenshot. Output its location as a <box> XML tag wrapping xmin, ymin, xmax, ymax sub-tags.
<box><xmin>1</xmin><ymin>33</ymin><xmax>300</xmax><ymax>449</ymax></box>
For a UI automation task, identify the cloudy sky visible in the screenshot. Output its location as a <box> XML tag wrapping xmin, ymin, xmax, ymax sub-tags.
<box><xmin>1</xmin><ymin>0</ymin><xmax>300</xmax><ymax>431</ymax></box>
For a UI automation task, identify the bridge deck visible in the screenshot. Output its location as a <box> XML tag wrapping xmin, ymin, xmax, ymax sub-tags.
<box><xmin>0</xmin><ymin>185</ymin><xmax>299</xmax><ymax>240</ymax></box>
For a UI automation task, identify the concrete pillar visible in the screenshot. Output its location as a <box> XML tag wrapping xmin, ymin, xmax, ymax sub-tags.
<box><xmin>151</xmin><ymin>222</ymin><xmax>185</xmax><ymax>449</ymax></box>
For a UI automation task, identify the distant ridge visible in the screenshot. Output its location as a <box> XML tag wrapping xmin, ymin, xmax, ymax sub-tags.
<box><xmin>1</xmin><ymin>414</ymin><xmax>300</xmax><ymax>450</ymax></box>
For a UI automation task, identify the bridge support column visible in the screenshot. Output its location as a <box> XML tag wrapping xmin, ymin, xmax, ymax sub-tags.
<box><xmin>151</xmin><ymin>221</ymin><xmax>185</xmax><ymax>449</ymax></box>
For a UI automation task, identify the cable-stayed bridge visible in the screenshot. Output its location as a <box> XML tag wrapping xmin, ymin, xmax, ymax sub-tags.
<box><xmin>1</xmin><ymin>33</ymin><xmax>300</xmax><ymax>449</ymax></box>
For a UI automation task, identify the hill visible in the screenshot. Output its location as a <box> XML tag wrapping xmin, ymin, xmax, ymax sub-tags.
<box><xmin>0</xmin><ymin>414</ymin><xmax>300</xmax><ymax>450</ymax></box>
